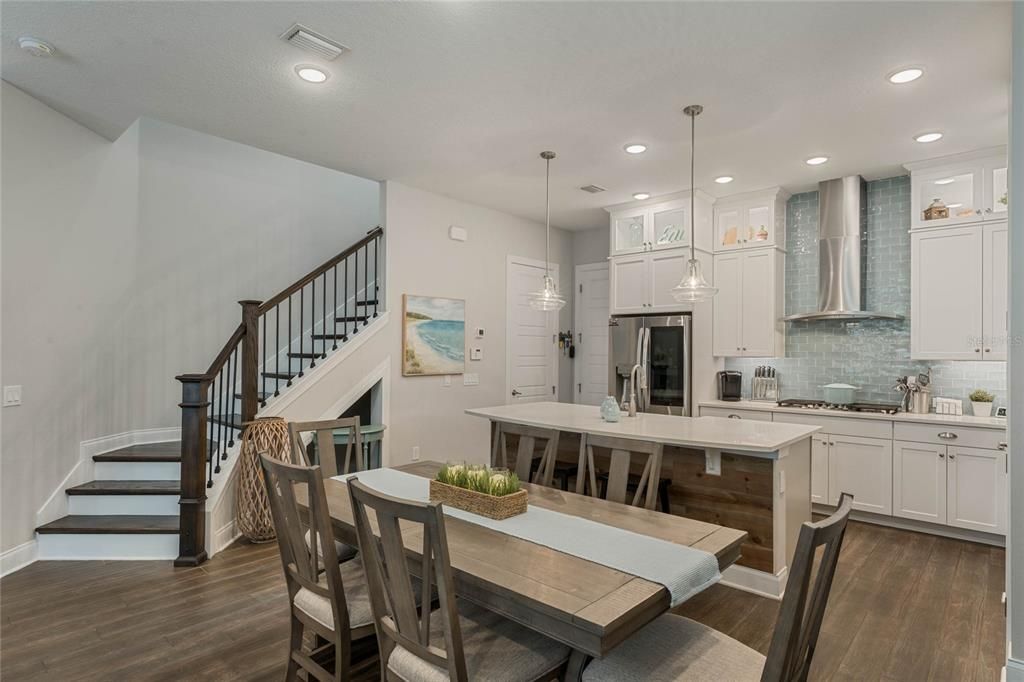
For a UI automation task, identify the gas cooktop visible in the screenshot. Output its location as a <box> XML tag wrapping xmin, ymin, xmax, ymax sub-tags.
<box><xmin>776</xmin><ymin>399</ymin><xmax>902</xmax><ymax>415</ymax></box>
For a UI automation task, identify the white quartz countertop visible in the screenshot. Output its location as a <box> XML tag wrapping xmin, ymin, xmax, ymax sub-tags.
<box><xmin>699</xmin><ymin>400</ymin><xmax>1008</xmax><ymax>431</ymax></box>
<box><xmin>466</xmin><ymin>401</ymin><xmax>819</xmax><ymax>455</ymax></box>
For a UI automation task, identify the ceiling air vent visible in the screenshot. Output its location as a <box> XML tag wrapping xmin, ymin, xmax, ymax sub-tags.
<box><xmin>580</xmin><ymin>185</ymin><xmax>607</xmax><ymax>194</ymax></box>
<box><xmin>280</xmin><ymin>23</ymin><xmax>349</xmax><ymax>61</ymax></box>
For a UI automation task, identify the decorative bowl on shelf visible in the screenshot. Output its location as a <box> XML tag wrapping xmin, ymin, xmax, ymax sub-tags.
<box><xmin>430</xmin><ymin>464</ymin><xmax>527</xmax><ymax>520</ymax></box>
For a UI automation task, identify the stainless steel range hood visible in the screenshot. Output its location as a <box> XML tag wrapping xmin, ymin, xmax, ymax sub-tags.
<box><xmin>784</xmin><ymin>176</ymin><xmax>904</xmax><ymax>322</ymax></box>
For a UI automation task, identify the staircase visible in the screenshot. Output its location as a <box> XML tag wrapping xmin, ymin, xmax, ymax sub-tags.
<box><xmin>35</xmin><ymin>227</ymin><xmax>384</xmax><ymax>563</ymax></box>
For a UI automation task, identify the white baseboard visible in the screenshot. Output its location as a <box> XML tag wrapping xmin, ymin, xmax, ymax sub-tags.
<box><xmin>36</xmin><ymin>427</ymin><xmax>182</xmax><ymax>529</ymax></box>
<box><xmin>212</xmin><ymin>517</ymin><xmax>241</xmax><ymax>555</ymax></box>
<box><xmin>1005</xmin><ymin>657</ymin><xmax>1024</xmax><ymax>682</ymax></box>
<box><xmin>720</xmin><ymin>564</ymin><xmax>788</xmax><ymax>601</ymax></box>
<box><xmin>813</xmin><ymin>503</ymin><xmax>1006</xmax><ymax>547</ymax></box>
<box><xmin>1</xmin><ymin>539</ymin><xmax>38</xmax><ymax>578</ymax></box>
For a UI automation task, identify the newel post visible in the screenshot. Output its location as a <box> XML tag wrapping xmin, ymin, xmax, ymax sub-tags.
<box><xmin>175</xmin><ymin>373</ymin><xmax>211</xmax><ymax>567</ymax></box>
<box><xmin>239</xmin><ymin>300</ymin><xmax>262</xmax><ymax>424</ymax></box>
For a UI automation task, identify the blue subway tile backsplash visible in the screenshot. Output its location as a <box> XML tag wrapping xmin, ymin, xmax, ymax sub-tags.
<box><xmin>725</xmin><ymin>175</ymin><xmax>1006</xmax><ymax>412</ymax></box>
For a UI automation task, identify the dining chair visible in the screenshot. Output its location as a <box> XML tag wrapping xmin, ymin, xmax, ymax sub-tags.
<box><xmin>347</xmin><ymin>477</ymin><xmax>571</xmax><ymax>682</ymax></box>
<box><xmin>575</xmin><ymin>434</ymin><xmax>665</xmax><ymax>510</ymax></box>
<box><xmin>259</xmin><ymin>454</ymin><xmax>376</xmax><ymax>681</ymax></box>
<box><xmin>289</xmin><ymin>417</ymin><xmax>363</xmax><ymax>563</ymax></box>
<box><xmin>494</xmin><ymin>422</ymin><xmax>561</xmax><ymax>487</ymax></box>
<box><xmin>581</xmin><ymin>493</ymin><xmax>855</xmax><ymax>682</ymax></box>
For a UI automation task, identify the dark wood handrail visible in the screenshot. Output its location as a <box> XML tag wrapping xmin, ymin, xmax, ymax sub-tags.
<box><xmin>202</xmin><ymin>323</ymin><xmax>246</xmax><ymax>380</ymax></box>
<box><xmin>257</xmin><ymin>226</ymin><xmax>382</xmax><ymax>316</ymax></box>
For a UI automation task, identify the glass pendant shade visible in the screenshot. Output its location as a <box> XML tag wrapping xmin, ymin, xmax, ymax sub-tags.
<box><xmin>528</xmin><ymin>150</ymin><xmax>567</xmax><ymax>312</ymax></box>
<box><xmin>671</xmin><ymin>258</ymin><xmax>718</xmax><ymax>302</ymax></box>
<box><xmin>527</xmin><ymin>274</ymin><xmax>566</xmax><ymax>311</ymax></box>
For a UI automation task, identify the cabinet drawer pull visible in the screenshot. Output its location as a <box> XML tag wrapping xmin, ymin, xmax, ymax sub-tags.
<box><xmin>727</xmin><ymin>414</ymin><xmax>742</xmax><ymax>419</ymax></box>
<box><xmin>939</xmin><ymin>453</ymin><xmax>945</xmax><ymax>458</ymax></box>
<box><xmin>949</xmin><ymin>454</ymin><xmax>956</xmax><ymax>460</ymax></box>
<box><xmin>999</xmin><ymin>442</ymin><xmax>1008</xmax><ymax>450</ymax></box>
<box><xmin>937</xmin><ymin>432</ymin><xmax>958</xmax><ymax>440</ymax></box>
<box><xmin>975</xmin><ymin>348</ymin><xmax>981</xmax><ymax>353</ymax></box>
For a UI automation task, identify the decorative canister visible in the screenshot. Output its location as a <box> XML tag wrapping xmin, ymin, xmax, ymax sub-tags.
<box><xmin>923</xmin><ymin>198</ymin><xmax>949</xmax><ymax>221</ymax></box>
<box><xmin>756</xmin><ymin>225</ymin><xmax>769</xmax><ymax>241</ymax></box>
<box><xmin>601</xmin><ymin>396</ymin><xmax>621</xmax><ymax>422</ymax></box>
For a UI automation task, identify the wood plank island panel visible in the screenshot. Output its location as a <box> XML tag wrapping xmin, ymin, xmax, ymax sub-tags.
<box><xmin>501</xmin><ymin>432</ymin><xmax>776</xmax><ymax>574</ymax></box>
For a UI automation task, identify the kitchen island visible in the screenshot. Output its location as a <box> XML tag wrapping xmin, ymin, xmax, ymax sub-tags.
<box><xmin>466</xmin><ymin>401</ymin><xmax>820</xmax><ymax>599</ymax></box>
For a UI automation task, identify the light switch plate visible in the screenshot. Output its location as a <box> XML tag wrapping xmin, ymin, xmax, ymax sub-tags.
<box><xmin>463</xmin><ymin>373</ymin><xmax>479</xmax><ymax>386</ymax></box>
<box><xmin>442</xmin><ymin>375</ymin><xmax>451</xmax><ymax>387</ymax></box>
<box><xmin>470</xmin><ymin>347</ymin><xmax>483</xmax><ymax>361</ymax></box>
<box><xmin>3</xmin><ymin>385</ymin><xmax>22</xmax><ymax>407</ymax></box>
<box><xmin>475</xmin><ymin>327</ymin><xmax>485</xmax><ymax>338</ymax></box>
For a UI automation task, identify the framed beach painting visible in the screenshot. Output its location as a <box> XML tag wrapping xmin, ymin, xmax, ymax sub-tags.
<box><xmin>402</xmin><ymin>295</ymin><xmax>465</xmax><ymax>376</ymax></box>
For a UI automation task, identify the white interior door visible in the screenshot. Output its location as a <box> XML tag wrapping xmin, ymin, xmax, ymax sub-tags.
<box><xmin>507</xmin><ymin>256</ymin><xmax>559</xmax><ymax>403</ymax></box>
<box><xmin>574</xmin><ymin>263</ymin><xmax>610</xmax><ymax>406</ymax></box>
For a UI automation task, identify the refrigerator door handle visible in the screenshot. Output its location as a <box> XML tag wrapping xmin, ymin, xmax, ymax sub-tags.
<box><xmin>640</xmin><ymin>326</ymin><xmax>651</xmax><ymax>410</ymax></box>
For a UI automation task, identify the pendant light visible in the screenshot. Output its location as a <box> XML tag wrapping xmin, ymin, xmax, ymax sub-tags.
<box><xmin>527</xmin><ymin>151</ymin><xmax>567</xmax><ymax>312</ymax></box>
<box><xmin>671</xmin><ymin>105</ymin><xmax>718</xmax><ymax>303</ymax></box>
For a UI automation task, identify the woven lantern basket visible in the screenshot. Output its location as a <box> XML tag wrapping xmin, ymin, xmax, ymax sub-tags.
<box><xmin>236</xmin><ymin>416</ymin><xmax>293</xmax><ymax>543</ymax></box>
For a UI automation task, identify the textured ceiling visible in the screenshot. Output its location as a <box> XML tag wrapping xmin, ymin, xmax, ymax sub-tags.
<box><xmin>1</xmin><ymin>1</ymin><xmax>1011</xmax><ymax>230</ymax></box>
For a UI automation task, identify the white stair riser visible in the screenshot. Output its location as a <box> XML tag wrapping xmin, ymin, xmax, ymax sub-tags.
<box><xmin>37</xmin><ymin>533</ymin><xmax>178</xmax><ymax>560</ymax></box>
<box><xmin>94</xmin><ymin>461</ymin><xmax>181</xmax><ymax>480</ymax></box>
<box><xmin>68</xmin><ymin>495</ymin><xmax>180</xmax><ymax>516</ymax></box>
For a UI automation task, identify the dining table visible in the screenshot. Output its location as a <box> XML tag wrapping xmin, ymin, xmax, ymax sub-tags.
<box><xmin>307</xmin><ymin>460</ymin><xmax>748</xmax><ymax>678</ymax></box>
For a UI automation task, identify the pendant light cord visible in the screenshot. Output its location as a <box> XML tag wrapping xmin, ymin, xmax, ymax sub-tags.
<box><xmin>545</xmin><ymin>155</ymin><xmax>551</xmax><ymax>279</ymax></box>
<box><xmin>689</xmin><ymin>108</ymin><xmax>696</xmax><ymax>263</ymax></box>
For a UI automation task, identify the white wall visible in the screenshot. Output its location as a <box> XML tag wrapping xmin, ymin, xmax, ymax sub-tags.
<box><xmin>1</xmin><ymin>82</ymin><xmax>139</xmax><ymax>553</ymax></box>
<box><xmin>572</xmin><ymin>226</ymin><xmax>610</xmax><ymax>267</ymax></box>
<box><xmin>271</xmin><ymin>181</ymin><xmax>574</xmax><ymax>468</ymax></box>
<box><xmin>1007</xmin><ymin>3</ymin><xmax>1023</xmax><ymax>678</ymax></box>
<box><xmin>0</xmin><ymin>87</ymin><xmax>381</xmax><ymax>553</ymax></box>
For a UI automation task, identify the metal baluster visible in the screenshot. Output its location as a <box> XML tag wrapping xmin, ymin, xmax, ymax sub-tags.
<box><xmin>321</xmin><ymin>273</ymin><xmax>327</xmax><ymax>358</ymax></box>
<box><xmin>220</xmin><ymin>365</ymin><xmax>229</xmax><ymax>461</ymax></box>
<box><xmin>262</xmin><ymin>313</ymin><xmax>268</xmax><ymax>399</ymax></box>
<box><xmin>373</xmin><ymin>235</ymin><xmax>379</xmax><ymax>318</ymax></box>
<box><xmin>343</xmin><ymin>256</ymin><xmax>349</xmax><ymax>341</ymax></box>
<box><xmin>332</xmin><ymin>265</ymin><xmax>339</xmax><ymax>350</ymax></box>
<box><xmin>366</xmin><ymin>242</ymin><xmax>370</xmax><ymax>329</ymax></box>
<box><xmin>228</xmin><ymin>346</ymin><xmax>238</xmax><ymax>447</ymax></box>
<box><xmin>309</xmin><ymin>282</ymin><xmax>317</xmax><ymax>369</ymax></box>
<box><xmin>353</xmin><ymin>251</ymin><xmax>359</xmax><ymax>335</ymax></box>
<box><xmin>274</xmin><ymin>304</ymin><xmax>280</xmax><ymax>397</ymax></box>
<box><xmin>207</xmin><ymin>385</ymin><xmax>215</xmax><ymax>488</ymax></box>
<box><xmin>298</xmin><ymin>288</ymin><xmax>305</xmax><ymax>378</ymax></box>
<box><xmin>214</xmin><ymin>370</ymin><xmax>223</xmax><ymax>473</ymax></box>
<box><xmin>287</xmin><ymin>295</ymin><xmax>293</xmax><ymax>386</ymax></box>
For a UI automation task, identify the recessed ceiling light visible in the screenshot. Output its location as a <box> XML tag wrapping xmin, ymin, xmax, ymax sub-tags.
<box><xmin>624</xmin><ymin>143</ymin><xmax>647</xmax><ymax>155</ymax></box>
<box><xmin>805</xmin><ymin>156</ymin><xmax>829</xmax><ymax>166</ymax></box>
<box><xmin>632</xmin><ymin>192</ymin><xmax>651</xmax><ymax>201</ymax></box>
<box><xmin>934</xmin><ymin>177</ymin><xmax>956</xmax><ymax>185</ymax></box>
<box><xmin>915</xmin><ymin>132</ymin><xmax>943</xmax><ymax>143</ymax></box>
<box><xmin>947</xmin><ymin>203</ymin><xmax>964</xmax><ymax>208</ymax></box>
<box><xmin>295</xmin><ymin>65</ymin><xmax>329</xmax><ymax>83</ymax></box>
<box><xmin>888</xmin><ymin>67</ymin><xmax>923</xmax><ymax>84</ymax></box>
<box><xmin>714</xmin><ymin>176</ymin><xmax>734</xmax><ymax>184</ymax></box>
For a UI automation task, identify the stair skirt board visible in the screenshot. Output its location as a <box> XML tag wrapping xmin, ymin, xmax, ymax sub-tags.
<box><xmin>36</xmin><ymin>534</ymin><xmax>179</xmax><ymax>561</ymax></box>
<box><xmin>68</xmin><ymin>495</ymin><xmax>180</xmax><ymax>516</ymax></box>
<box><xmin>94</xmin><ymin>461</ymin><xmax>182</xmax><ymax>480</ymax></box>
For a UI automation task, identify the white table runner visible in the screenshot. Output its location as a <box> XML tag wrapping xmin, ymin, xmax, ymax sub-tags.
<box><xmin>334</xmin><ymin>468</ymin><xmax>720</xmax><ymax>607</ymax></box>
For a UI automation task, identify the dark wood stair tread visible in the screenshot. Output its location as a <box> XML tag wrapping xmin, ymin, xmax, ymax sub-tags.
<box><xmin>94</xmin><ymin>442</ymin><xmax>182</xmax><ymax>462</ymax></box>
<box><xmin>210</xmin><ymin>413</ymin><xmax>243</xmax><ymax>429</ymax></box>
<box><xmin>262</xmin><ymin>372</ymin><xmax>296</xmax><ymax>380</ymax></box>
<box><xmin>36</xmin><ymin>515</ymin><xmax>179</xmax><ymax>534</ymax></box>
<box><xmin>234</xmin><ymin>391</ymin><xmax>271</xmax><ymax>401</ymax></box>
<box><xmin>336</xmin><ymin>315</ymin><xmax>369</xmax><ymax>323</ymax></box>
<box><xmin>286</xmin><ymin>352</ymin><xmax>322</xmax><ymax>359</ymax></box>
<box><xmin>66</xmin><ymin>480</ymin><xmax>181</xmax><ymax>495</ymax></box>
<box><xmin>310</xmin><ymin>333</ymin><xmax>348</xmax><ymax>340</ymax></box>
<box><xmin>356</xmin><ymin>299</ymin><xmax>379</xmax><ymax>306</ymax></box>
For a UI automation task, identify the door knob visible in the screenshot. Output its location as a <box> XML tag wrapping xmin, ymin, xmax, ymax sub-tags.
<box><xmin>511</xmin><ymin>389</ymin><xmax>522</xmax><ymax>397</ymax></box>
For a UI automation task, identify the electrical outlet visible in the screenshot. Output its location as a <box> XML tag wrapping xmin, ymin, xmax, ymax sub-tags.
<box><xmin>3</xmin><ymin>385</ymin><xmax>22</xmax><ymax>407</ymax></box>
<box><xmin>705</xmin><ymin>449</ymin><xmax>721</xmax><ymax>476</ymax></box>
<box><xmin>412</xmin><ymin>446</ymin><xmax>420</xmax><ymax>461</ymax></box>
<box><xmin>442</xmin><ymin>375</ymin><xmax>452</xmax><ymax>387</ymax></box>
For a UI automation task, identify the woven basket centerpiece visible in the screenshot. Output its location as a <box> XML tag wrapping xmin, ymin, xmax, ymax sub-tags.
<box><xmin>429</xmin><ymin>464</ymin><xmax>527</xmax><ymax>520</ymax></box>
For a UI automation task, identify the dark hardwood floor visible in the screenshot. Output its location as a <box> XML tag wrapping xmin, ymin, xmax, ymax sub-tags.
<box><xmin>1</xmin><ymin>520</ymin><xmax>1003</xmax><ymax>681</ymax></box>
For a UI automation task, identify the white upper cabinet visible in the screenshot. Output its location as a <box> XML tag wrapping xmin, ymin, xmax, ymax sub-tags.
<box><xmin>607</xmin><ymin>191</ymin><xmax>713</xmax><ymax>257</ymax></box>
<box><xmin>905</xmin><ymin>147</ymin><xmax>1007</xmax><ymax>230</ymax></box>
<box><xmin>609</xmin><ymin>253</ymin><xmax>649</xmax><ymax>314</ymax></box>
<box><xmin>610</xmin><ymin>250</ymin><xmax>710</xmax><ymax>315</ymax></box>
<box><xmin>712</xmin><ymin>187</ymin><xmax>789</xmax><ymax>252</ymax></box>
<box><xmin>910</xmin><ymin>221</ymin><xmax>1006</xmax><ymax>361</ymax></box>
<box><xmin>712</xmin><ymin>247</ymin><xmax>784</xmax><ymax>357</ymax></box>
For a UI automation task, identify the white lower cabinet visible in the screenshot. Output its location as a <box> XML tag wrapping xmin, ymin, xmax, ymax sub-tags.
<box><xmin>947</xmin><ymin>445</ymin><xmax>1007</xmax><ymax>534</ymax></box>
<box><xmin>893</xmin><ymin>441</ymin><xmax>947</xmax><ymax>524</ymax></box>
<box><xmin>810</xmin><ymin>435</ymin><xmax>829</xmax><ymax>504</ymax></box>
<box><xmin>827</xmin><ymin>435</ymin><xmax>892</xmax><ymax>515</ymax></box>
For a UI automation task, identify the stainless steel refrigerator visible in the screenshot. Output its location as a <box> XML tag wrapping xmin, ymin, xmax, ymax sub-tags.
<box><xmin>608</xmin><ymin>314</ymin><xmax>692</xmax><ymax>417</ymax></box>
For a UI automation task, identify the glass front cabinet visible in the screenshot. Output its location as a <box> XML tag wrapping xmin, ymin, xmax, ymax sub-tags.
<box><xmin>906</xmin><ymin>148</ymin><xmax>1007</xmax><ymax>230</ymax></box>
<box><xmin>608</xmin><ymin>192</ymin><xmax>713</xmax><ymax>257</ymax></box>
<box><xmin>712</xmin><ymin>187</ymin><xmax>790</xmax><ymax>253</ymax></box>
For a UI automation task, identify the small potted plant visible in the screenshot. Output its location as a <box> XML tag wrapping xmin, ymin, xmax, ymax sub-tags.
<box><xmin>969</xmin><ymin>389</ymin><xmax>995</xmax><ymax>417</ymax></box>
<box><xmin>430</xmin><ymin>463</ymin><xmax>527</xmax><ymax>520</ymax></box>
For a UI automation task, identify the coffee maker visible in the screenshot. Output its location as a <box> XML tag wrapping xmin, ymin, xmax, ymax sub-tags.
<box><xmin>716</xmin><ymin>370</ymin><xmax>743</xmax><ymax>402</ymax></box>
